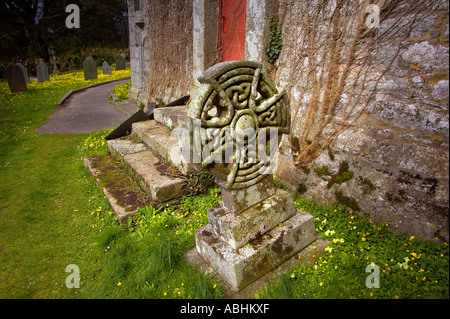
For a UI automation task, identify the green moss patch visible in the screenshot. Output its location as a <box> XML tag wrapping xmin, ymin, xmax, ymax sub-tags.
<box><xmin>327</xmin><ymin>162</ymin><xmax>354</xmax><ymax>188</ymax></box>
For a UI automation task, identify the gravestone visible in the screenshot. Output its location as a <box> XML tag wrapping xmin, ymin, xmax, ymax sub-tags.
<box><xmin>101</xmin><ymin>61</ymin><xmax>112</xmax><ymax>75</ymax></box>
<box><xmin>36</xmin><ymin>61</ymin><xmax>49</xmax><ymax>83</ymax></box>
<box><xmin>115</xmin><ymin>55</ymin><xmax>126</xmax><ymax>70</ymax></box>
<box><xmin>188</xmin><ymin>61</ymin><xmax>317</xmax><ymax>292</ymax></box>
<box><xmin>16</xmin><ymin>63</ymin><xmax>31</xmax><ymax>84</ymax></box>
<box><xmin>83</xmin><ymin>57</ymin><xmax>98</xmax><ymax>80</ymax></box>
<box><xmin>53</xmin><ymin>62</ymin><xmax>60</xmax><ymax>75</ymax></box>
<box><xmin>6</xmin><ymin>64</ymin><xmax>27</xmax><ymax>92</ymax></box>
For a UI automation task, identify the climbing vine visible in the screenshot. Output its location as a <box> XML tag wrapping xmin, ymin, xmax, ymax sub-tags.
<box><xmin>143</xmin><ymin>0</ymin><xmax>193</xmax><ymax>104</ymax></box>
<box><xmin>275</xmin><ymin>0</ymin><xmax>438</xmax><ymax>166</ymax></box>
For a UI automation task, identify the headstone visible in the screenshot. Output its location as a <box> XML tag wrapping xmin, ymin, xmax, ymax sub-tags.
<box><xmin>188</xmin><ymin>61</ymin><xmax>317</xmax><ymax>292</ymax></box>
<box><xmin>5</xmin><ymin>64</ymin><xmax>27</xmax><ymax>92</ymax></box>
<box><xmin>83</xmin><ymin>57</ymin><xmax>98</xmax><ymax>80</ymax></box>
<box><xmin>115</xmin><ymin>55</ymin><xmax>126</xmax><ymax>70</ymax></box>
<box><xmin>16</xmin><ymin>63</ymin><xmax>31</xmax><ymax>84</ymax></box>
<box><xmin>36</xmin><ymin>61</ymin><xmax>49</xmax><ymax>83</ymax></box>
<box><xmin>101</xmin><ymin>61</ymin><xmax>112</xmax><ymax>75</ymax></box>
<box><xmin>52</xmin><ymin>62</ymin><xmax>60</xmax><ymax>75</ymax></box>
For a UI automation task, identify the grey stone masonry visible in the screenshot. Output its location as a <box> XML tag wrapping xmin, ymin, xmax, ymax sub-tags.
<box><xmin>195</xmin><ymin>205</ymin><xmax>316</xmax><ymax>291</ymax></box>
<box><xmin>36</xmin><ymin>61</ymin><xmax>49</xmax><ymax>83</ymax></box>
<box><xmin>101</xmin><ymin>61</ymin><xmax>112</xmax><ymax>75</ymax></box>
<box><xmin>83</xmin><ymin>57</ymin><xmax>98</xmax><ymax>80</ymax></box>
<box><xmin>115</xmin><ymin>55</ymin><xmax>126</xmax><ymax>70</ymax></box>
<box><xmin>107</xmin><ymin>138</ymin><xmax>187</xmax><ymax>203</ymax></box>
<box><xmin>190</xmin><ymin>60</ymin><xmax>317</xmax><ymax>291</ymax></box>
<box><xmin>6</xmin><ymin>64</ymin><xmax>27</xmax><ymax>92</ymax></box>
<box><xmin>16</xmin><ymin>63</ymin><xmax>31</xmax><ymax>84</ymax></box>
<box><xmin>132</xmin><ymin>120</ymin><xmax>194</xmax><ymax>175</ymax></box>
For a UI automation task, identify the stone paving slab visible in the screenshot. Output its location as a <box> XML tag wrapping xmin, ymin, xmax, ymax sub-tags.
<box><xmin>192</xmin><ymin>211</ymin><xmax>318</xmax><ymax>293</ymax></box>
<box><xmin>153</xmin><ymin>105</ymin><xmax>189</xmax><ymax>130</ymax></box>
<box><xmin>122</xmin><ymin>149</ymin><xmax>187</xmax><ymax>203</ymax></box>
<box><xmin>208</xmin><ymin>189</ymin><xmax>298</xmax><ymax>249</ymax></box>
<box><xmin>107</xmin><ymin>139</ymin><xmax>148</xmax><ymax>158</ymax></box>
<box><xmin>132</xmin><ymin>120</ymin><xmax>193</xmax><ymax>175</ymax></box>
<box><xmin>83</xmin><ymin>155</ymin><xmax>153</xmax><ymax>223</ymax></box>
<box><xmin>185</xmin><ymin>237</ymin><xmax>329</xmax><ymax>299</ymax></box>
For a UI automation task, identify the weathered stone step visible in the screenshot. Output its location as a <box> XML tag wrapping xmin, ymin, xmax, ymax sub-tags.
<box><xmin>153</xmin><ymin>105</ymin><xmax>189</xmax><ymax>130</ymax></box>
<box><xmin>131</xmin><ymin>120</ymin><xmax>194</xmax><ymax>175</ymax></box>
<box><xmin>83</xmin><ymin>155</ymin><xmax>153</xmax><ymax>223</ymax></box>
<box><xmin>107</xmin><ymin>138</ymin><xmax>187</xmax><ymax>204</ymax></box>
<box><xmin>195</xmin><ymin>211</ymin><xmax>316</xmax><ymax>292</ymax></box>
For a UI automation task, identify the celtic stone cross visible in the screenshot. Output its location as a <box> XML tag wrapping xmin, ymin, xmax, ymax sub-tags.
<box><xmin>188</xmin><ymin>61</ymin><xmax>316</xmax><ymax>292</ymax></box>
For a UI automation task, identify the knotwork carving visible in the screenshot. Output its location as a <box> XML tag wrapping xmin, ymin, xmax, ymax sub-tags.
<box><xmin>188</xmin><ymin>61</ymin><xmax>290</xmax><ymax>190</ymax></box>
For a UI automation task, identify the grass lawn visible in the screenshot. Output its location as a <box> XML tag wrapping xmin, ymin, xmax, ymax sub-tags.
<box><xmin>0</xmin><ymin>69</ymin><xmax>448</xmax><ymax>299</ymax></box>
<box><xmin>0</xmin><ymin>69</ymin><xmax>128</xmax><ymax>298</ymax></box>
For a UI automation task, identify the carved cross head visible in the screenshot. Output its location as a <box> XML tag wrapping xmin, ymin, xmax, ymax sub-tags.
<box><xmin>188</xmin><ymin>61</ymin><xmax>290</xmax><ymax>190</ymax></box>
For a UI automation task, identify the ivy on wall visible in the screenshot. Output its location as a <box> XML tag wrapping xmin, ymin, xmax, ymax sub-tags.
<box><xmin>266</xmin><ymin>17</ymin><xmax>283</xmax><ymax>65</ymax></box>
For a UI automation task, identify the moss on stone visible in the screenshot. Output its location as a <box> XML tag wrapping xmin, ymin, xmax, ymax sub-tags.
<box><xmin>334</xmin><ymin>190</ymin><xmax>360</xmax><ymax>211</ymax></box>
<box><xmin>360</xmin><ymin>177</ymin><xmax>376</xmax><ymax>195</ymax></box>
<box><xmin>295</xmin><ymin>183</ymin><xmax>308</xmax><ymax>198</ymax></box>
<box><xmin>300</xmin><ymin>165</ymin><xmax>310</xmax><ymax>174</ymax></box>
<box><xmin>313</xmin><ymin>165</ymin><xmax>330</xmax><ymax>176</ymax></box>
<box><xmin>327</xmin><ymin>161</ymin><xmax>354</xmax><ymax>188</ymax></box>
<box><xmin>290</xmin><ymin>136</ymin><xmax>300</xmax><ymax>154</ymax></box>
<box><xmin>327</xmin><ymin>145</ymin><xmax>335</xmax><ymax>161</ymax></box>
<box><xmin>130</xmin><ymin>132</ymin><xmax>143</xmax><ymax>143</ymax></box>
<box><xmin>88</xmin><ymin>155</ymin><xmax>153</xmax><ymax>210</ymax></box>
<box><xmin>274</xmin><ymin>177</ymin><xmax>288</xmax><ymax>190</ymax></box>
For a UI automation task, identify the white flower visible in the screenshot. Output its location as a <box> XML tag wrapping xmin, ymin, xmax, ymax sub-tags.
<box><xmin>324</xmin><ymin>229</ymin><xmax>335</xmax><ymax>236</ymax></box>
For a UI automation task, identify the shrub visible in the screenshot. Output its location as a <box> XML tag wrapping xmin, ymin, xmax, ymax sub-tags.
<box><xmin>112</xmin><ymin>82</ymin><xmax>131</xmax><ymax>102</ymax></box>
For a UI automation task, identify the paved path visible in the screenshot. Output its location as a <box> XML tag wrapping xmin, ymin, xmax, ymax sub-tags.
<box><xmin>37</xmin><ymin>79</ymin><xmax>138</xmax><ymax>134</ymax></box>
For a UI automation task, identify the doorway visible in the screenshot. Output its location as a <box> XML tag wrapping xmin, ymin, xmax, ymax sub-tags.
<box><xmin>218</xmin><ymin>0</ymin><xmax>247</xmax><ymax>62</ymax></box>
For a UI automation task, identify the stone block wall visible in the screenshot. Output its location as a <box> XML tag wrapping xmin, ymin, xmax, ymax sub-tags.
<box><xmin>128</xmin><ymin>0</ymin><xmax>194</xmax><ymax>105</ymax></box>
<box><xmin>127</xmin><ymin>0</ymin><xmax>150</xmax><ymax>102</ymax></box>
<box><xmin>274</xmin><ymin>0</ymin><xmax>449</xmax><ymax>241</ymax></box>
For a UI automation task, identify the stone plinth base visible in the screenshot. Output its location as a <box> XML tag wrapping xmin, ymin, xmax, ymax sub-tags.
<box><xmin>208</xmin><ymin>189</ymin><xmax>297</xmax><ymax>249</ymax></box>
<box><xmin>218</xmin><ymin>175</ymin><xmax>277</xmax><ymax>214</ymax></box>
<box><xmin>195</xmin><ymin>191</ymin><xmax>316</xmax><ymax>291</ymax></box>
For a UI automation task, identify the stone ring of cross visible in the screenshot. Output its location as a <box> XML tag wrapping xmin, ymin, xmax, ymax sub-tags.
<box><xmin>188</xmin><ymin>61</ymin><xmax>291</xmax><ymax>190</ymax></box>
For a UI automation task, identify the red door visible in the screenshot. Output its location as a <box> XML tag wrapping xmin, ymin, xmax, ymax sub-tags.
<box><xmin>218</xmin><ymin>0</ymin><xmax>247</xmax><ymax>62</ymax></box>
